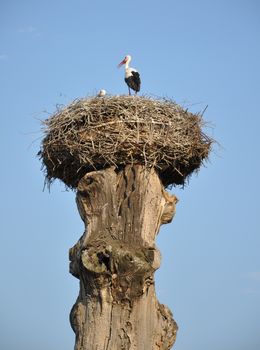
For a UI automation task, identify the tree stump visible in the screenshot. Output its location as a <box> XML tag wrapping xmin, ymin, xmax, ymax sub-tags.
<box><xmin>69</xmin><ymin>165</ymin><xmax>178</xmax><ymax>350</ymax></box>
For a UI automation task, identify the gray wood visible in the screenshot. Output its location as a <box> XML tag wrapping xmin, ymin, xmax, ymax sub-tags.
<box><xmin>69</xmin><ymin>165</ymin><xmax>178</xmax><ymax>349</ymax></box>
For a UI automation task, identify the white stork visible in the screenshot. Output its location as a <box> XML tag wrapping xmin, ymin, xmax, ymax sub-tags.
<box><xmin>117</xmin><ymin>55</ymin><xmax>141</xmax><ymax>95</ymax></box>
<box><xmin>97</xmin><ymin>89</ymin><xmax>106</xmax><ymax>97</ymax></box>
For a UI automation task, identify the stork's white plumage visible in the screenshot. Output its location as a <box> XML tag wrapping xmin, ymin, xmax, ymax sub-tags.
<box><xmin>97</xmin><ymin>89</ymin><xmax>106</xmax><ymax>97</ymax></box>
<box><xmin>118</xmin><ymin>55</ymin><xmax>141</xmax><ymax>95</ymax></box>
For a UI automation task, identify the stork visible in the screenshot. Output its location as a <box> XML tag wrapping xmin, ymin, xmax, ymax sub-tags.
<box><xmin>117</xmin><ymin>55</ymin><xmax>141</xmax><ymax>95</ymax></box>
<box><xmin>97</xmin><ymin>89</ymin><xmax>106</xmax><ymax>97</ymax></box>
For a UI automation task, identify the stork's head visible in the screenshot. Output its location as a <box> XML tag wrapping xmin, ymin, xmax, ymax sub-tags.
<box><xmin>97</xmin><ymin>89</ymin><xmax>106</xmax><ymax>97</ymax></box>
<box><xmin>117</xmin><ymin>55</ymin><xmax>131</xmax><ymax>68</ymax></box>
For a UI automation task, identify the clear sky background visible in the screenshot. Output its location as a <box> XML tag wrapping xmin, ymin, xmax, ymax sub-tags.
<box><xmin>1</xmin><ymin>0</ymin><xmax>260</xmax><ymax>349</ymax></box>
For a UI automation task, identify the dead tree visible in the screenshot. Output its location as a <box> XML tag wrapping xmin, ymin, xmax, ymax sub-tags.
<box><xmin>39</xmin><ymin>96</ymin><xmax>212</xmax><ymax>349</ymax></box>
<box><xmin>69</xmin><ymin>165</ymin><xmax>178</xmax><ymax>349</ymax></box>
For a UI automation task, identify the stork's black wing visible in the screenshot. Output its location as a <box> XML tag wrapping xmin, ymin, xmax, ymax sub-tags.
<box><xmin>125</xmin><ymin>71</ymin><xmax>141</xmax><ymax>93</ymax></box>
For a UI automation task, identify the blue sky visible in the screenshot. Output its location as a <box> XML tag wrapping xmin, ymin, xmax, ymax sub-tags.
<box><xmin>1</xmin><ymin>0</ymin><xmax>260</xmax><ymax>349</ymax></box>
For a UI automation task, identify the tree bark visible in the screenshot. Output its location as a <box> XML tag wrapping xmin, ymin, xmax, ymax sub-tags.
<box><xmin>69</xmin><ymin>165</ymin><xmax>178</xmax><ymax>350</ymax></box>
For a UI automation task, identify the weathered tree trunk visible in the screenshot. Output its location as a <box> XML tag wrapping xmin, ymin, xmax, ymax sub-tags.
<box><xmin>69</xmin><ymin>165</ymin><xmax>178</xmax><ymax>350</ymax></box>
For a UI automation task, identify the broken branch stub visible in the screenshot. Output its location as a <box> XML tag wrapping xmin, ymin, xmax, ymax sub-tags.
<box><xmin>69</xmin><ymin>165</ymin><xmax>178</xmax><ymax>350</ymax></box>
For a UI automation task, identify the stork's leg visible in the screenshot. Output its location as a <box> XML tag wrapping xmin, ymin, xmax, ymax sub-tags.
<box><xmin>128</xmin><ymin>87</ymin><xmax>131</xmax><ymax>96</ymax></box>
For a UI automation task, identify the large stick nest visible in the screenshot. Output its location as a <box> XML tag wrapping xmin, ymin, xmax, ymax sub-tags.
<box><xmin>38</xmin><ymin>96</ymin><xmax>213</xmax><ymax>188</ymax></box>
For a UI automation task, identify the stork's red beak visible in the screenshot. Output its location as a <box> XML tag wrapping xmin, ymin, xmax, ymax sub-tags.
<box><xmin>117</xmin><ymin>58</ymin><xmax>126</xmax><ymax>68</ymax></box>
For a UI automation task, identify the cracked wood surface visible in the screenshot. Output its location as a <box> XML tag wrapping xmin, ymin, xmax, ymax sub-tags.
<box><xmin>69</xmin><ymin>165</ymin><xmax>178</xmax><ymax>350</ymax></box>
